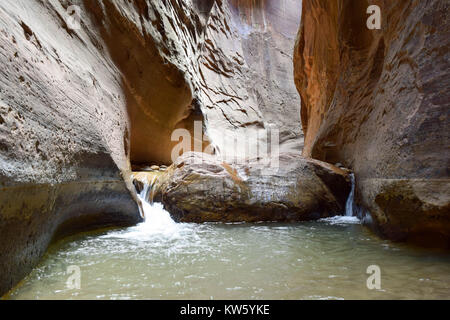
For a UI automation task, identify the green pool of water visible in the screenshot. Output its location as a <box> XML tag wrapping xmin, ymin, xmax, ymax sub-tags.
<box><xmin>6</xmin><ymin>203</ymin><xmax>450</xmax><ymax>300</ymax></box>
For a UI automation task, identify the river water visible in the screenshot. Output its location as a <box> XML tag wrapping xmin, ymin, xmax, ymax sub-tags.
<box><xmin>6</xmin><ymin>196</ymin><xmax>450</xmax><ymax>300</ymax></box>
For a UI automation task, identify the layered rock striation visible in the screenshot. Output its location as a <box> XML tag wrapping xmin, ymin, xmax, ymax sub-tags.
<box><xmin>198</xmin><ymin>0</ymin><xmax>304</xmax><ymax>158</ymax></box>
<box><xmin>294</xmin><ymin>0</ymin><xmax>450</xmax><ymax>247</ymax></box>
<box><xmin>0</xmin><ymin>0</ymin><xmax>148</xmax><ymax>295</ymax></box>
<box><xmin>0</xmin><ymin>0</ymin><xmax>305</xmax><ymax>295</ymax></box>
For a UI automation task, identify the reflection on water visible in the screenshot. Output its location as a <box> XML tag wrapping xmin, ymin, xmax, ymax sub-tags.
<box><xmin>6</xmin><ymin>204</ymin><xmax>450</xmax><ymax>300</ymax></box>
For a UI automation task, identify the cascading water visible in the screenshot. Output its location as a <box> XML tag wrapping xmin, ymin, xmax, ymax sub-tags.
<box><xmin>8</xmin><ymin>173</ymin><xmax>450</xmax><ymax>300</ymax></box>
<box><xmin>133</xmin><ymin>176</ymin><xmax>182</xmax><ymax>237</ymax></box>
<box><xmin>345</xmin><ymin>173</ymin><xmax>355</xmax><ymax>217</ymax></box>
<box><xmin>139</xmin><ymin>175</ymin><xmax>158</xmax><ymax>204</ymax></box>
<box><xmin>318</xmin><ymin>173</ymin><xmax>359</xmax><ymax>225</ymax></box>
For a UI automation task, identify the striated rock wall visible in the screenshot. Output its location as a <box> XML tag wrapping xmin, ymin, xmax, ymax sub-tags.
<box><xmin>199</xmin><ymin>0</ymin><xmax>304</xmax><ymax>159</ymax></box>
<box><xmin>0</xmin><ymin>0</ymin><xmax>147</xmax><ymax>295</ymax></box>
<box><xmin>0</xmin><ymin>0</ymin><xmax>305</xmax><ymax>295</ymax></box>
<box><xmin>80</xmin><ymin>0</ymin><xmax>304</xmax><ymax>165</ymax></box>
<box><xmin>84</xmin><ymin>0</ymin><xmax>214</xmax><ymax>165</ymax></box>
<box><xmin>294</xmin><ymin>0</ymin><xmax>450</xmax><ymax>247</ymax></box>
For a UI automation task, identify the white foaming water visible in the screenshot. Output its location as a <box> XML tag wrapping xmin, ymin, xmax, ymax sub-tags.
<box><xmin>103</xmin><ymin>181</ymin><xmax>190</xmax><ymax>241</ymax></box>
<box><xmin>138</xmin><ymin>177</ymin><xmax>180</xmax><ymax>230</ymax></box>
<box><xmin>134</xmin><ymin>199</ymin><xmax>181</xmax><ymax>237</ymax></box>
<box><xmin>345</xmin><ymin>173</ymin><xmax>355</xmax><ymax>217</ymax></box>
<box><xmin>319</xmin><ymin>215</ymin><xmax>360</xmax><ymax>225</ymax></box>
<box><xmin>319</xmin><ymin>173</ymin><xmax>360</xmax><ymax>225</ymax></box>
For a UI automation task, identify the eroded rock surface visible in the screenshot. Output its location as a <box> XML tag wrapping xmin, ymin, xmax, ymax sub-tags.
<box><xmin>294</xmin><ymin>0</ymin><xmax>450</xmax><ymax>247</ymax></box>
<box><xmin>146</xmin><ymin>152</ymin><xmax>350</xmax><ymax>223</ymax></box>
<box><xmin>80</xmin><ymin>0</ymin><xmax>304</xmax><ymax>164</ymax></box>
<box><xmin>199</xmin><ymin>0</ymin><xmax>304</xmax><ymax>158</ymax></box>
<box><xmin>0</xmin><ymin>0</ymin><xmax>145</xmax><ymax>295</ymax></box>
<box><xmin>84</xmin><ymin>0</ymin><xmax>214</xmax><ymax>164</ymax></box>
<box><xmin>0</xmin><ymin>0</ymin><xmax>305</xmax><ymax>295</ymax></box>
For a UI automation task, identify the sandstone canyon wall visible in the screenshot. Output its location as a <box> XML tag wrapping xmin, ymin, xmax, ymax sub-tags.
<box><xmin>198</xmin><ymin>0</ymin><xmax>304</xmax><ymax>161</ymax></box>
<box><xmin>294</xmin><ymin>0</ymin><xmax>450</xmax><ymax>247</ymax></box>
<box><xmin>96</xmin><ymin>0</ymin><xmax>305</xmax><ymax>166</ymax></box>
<box><xmin>0</xmin><ymin>0</ymin><xmax>147</xmax><ymax>295</ymax></box>
<box><xmin>0</xmin><ymin>0</ymin><xmax>216</xmax><ymax>295</ymax></box>
<box><xmin>83</xmin><ymin>0</ymin><xmax>214</xmax><ymax>165</ymax></box>
<box><xmin>0</xmin><ymin>0</ymin><xmax>305</xmax><ymax>295</ymax></box>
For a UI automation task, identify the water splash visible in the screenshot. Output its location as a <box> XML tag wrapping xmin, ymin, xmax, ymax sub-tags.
<box><xmin>135</xmin><ymin>177</ymin><xmax>182</xmax><ymax>235</ymax></box>
<box><xmin>113</xmin><ymin>176</ymin><xmax>192</xmax><ymax>241</ymax></box>
<box><xmin>345</xmin><ymin>173</ymin><xmax>355</xmax><ymax>217</ymax></box>
<box><xmin>320</xmin><ymin>173</ymin><xmax>360</xmax><ymax>225</ymax></box>
<box><xmin>319</xmin><ymin>215</ymin><xmax>360</xmax><ymax>225</ymax></box>
<box><xmin>139</xmin><ymin>174</ymin><xmax>158</xmax><ymax>204</ymax></box>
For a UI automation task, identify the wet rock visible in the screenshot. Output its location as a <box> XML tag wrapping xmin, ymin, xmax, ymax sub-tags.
<box><xmin>156</xmin><ymin>152</ymin><xmax>350</xmax><ymax>223</ymax></box>
<box><xmin>293</xmin><ymin>0</ymin><xmax>450</xmax><ymax>247</ymax></box>
<box><xmin>132</xmin><ymin>171</ymin><xmax>162</xmax><ymax>200</ymax></box>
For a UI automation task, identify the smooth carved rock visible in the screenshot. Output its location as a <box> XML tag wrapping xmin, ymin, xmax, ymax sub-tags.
<box><xmin>82</xmin><ymin>0</ymin><xmax>304</xmax><ymax>165</ymax></box>
<box><xmin>0</xmin><ymin>0</ymin><xmax>305</xmax><ymax>295</ymax></box>
<box><xmin>198</xmin><ymin>0</ymin><xmax>304</xmax><ymax>158</ymax></box>
<box><xmin>83</xmin><ymin>0</ymin><xmax>215</xmax><ymax>164</ymax></box>
<box><xmin>0</xmin><ymin>0</ymin><xmax>146</xmax><ymax>295</ymax></box>
<box><xmin>293</xmin><ymin>0</ymin><xmax>450</xmax><ymax>247</ymax></box>
<box><xmin>153</xmin><ymin>152</ymin><xmax>350</xmax><ymax>223</ymax></box>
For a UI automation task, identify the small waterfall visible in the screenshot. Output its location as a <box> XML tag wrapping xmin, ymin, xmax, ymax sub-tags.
<box><xmin>139</xmin><ymin>183</ymin><xmax>150</xmax><ymax>203</ymax></box>
<box><xmin>150</xmin><ymin>176</ymin><xmax>157</xmax><ymax>203</ymax></box>
<box><xmin>140</xmin><ymin>175</ymin><xmax>158</xmax><ymax>204</ymax></box>
<box><xmin>345</xmin><ymin>173</ymin><xmax>355</xmax><ymax>217</ymax></box>
<box><xmin>318</xmin><ymin>173</ymin><xmax>360</xmax><ymax>224</ymax></box>
<box><xmin>319</xmin><ymin>172</ymin><xmax>360</xmax><ymax>224</ymax></box>
<box><xmin>135</xmin><ymin>176</ymin><xmax>178</xmax><ymax>233</ymax></box>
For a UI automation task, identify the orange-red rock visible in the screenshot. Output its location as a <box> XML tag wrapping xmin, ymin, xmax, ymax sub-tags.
<box><xmin>294</xmin><ymin>0</ymin><xmax>450</xmax><ymax>247</ymax></box>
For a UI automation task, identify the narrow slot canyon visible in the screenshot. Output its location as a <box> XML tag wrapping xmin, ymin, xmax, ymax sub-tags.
<box><xmin>0</xmin><ymin>0</ymin><xmax>449</xmax><ymax>301</ymax></box>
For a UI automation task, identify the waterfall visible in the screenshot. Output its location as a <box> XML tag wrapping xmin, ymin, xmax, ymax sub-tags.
<box><xmin>139</xmin><ymin>183</ymin><xmax>150</xmax><ymax>203</ymax></box>
<box><xmin>139</xmin><ymin>175</ymin><xmax>158</xmax><ymax>204</ymax></box>
<box><xmin>345</xmin><ymin>173</ymin><xmax>355</xmax><ymax>217</ymax></box>
<box><xmin>318</xmin><ymin>172</ymin><xmax>360</xmax><ymax>224</ymax></box>
<box><xmin>135</xmin><ymin>177</ymin><xmax>179</xmax><ymax>233</ymax></box>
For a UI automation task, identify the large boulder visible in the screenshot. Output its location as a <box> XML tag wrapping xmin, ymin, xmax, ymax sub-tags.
<box><xmin>152</xmin><ymin>152</ymin><xmax>350</xmax><ymax>222</ymax></box>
